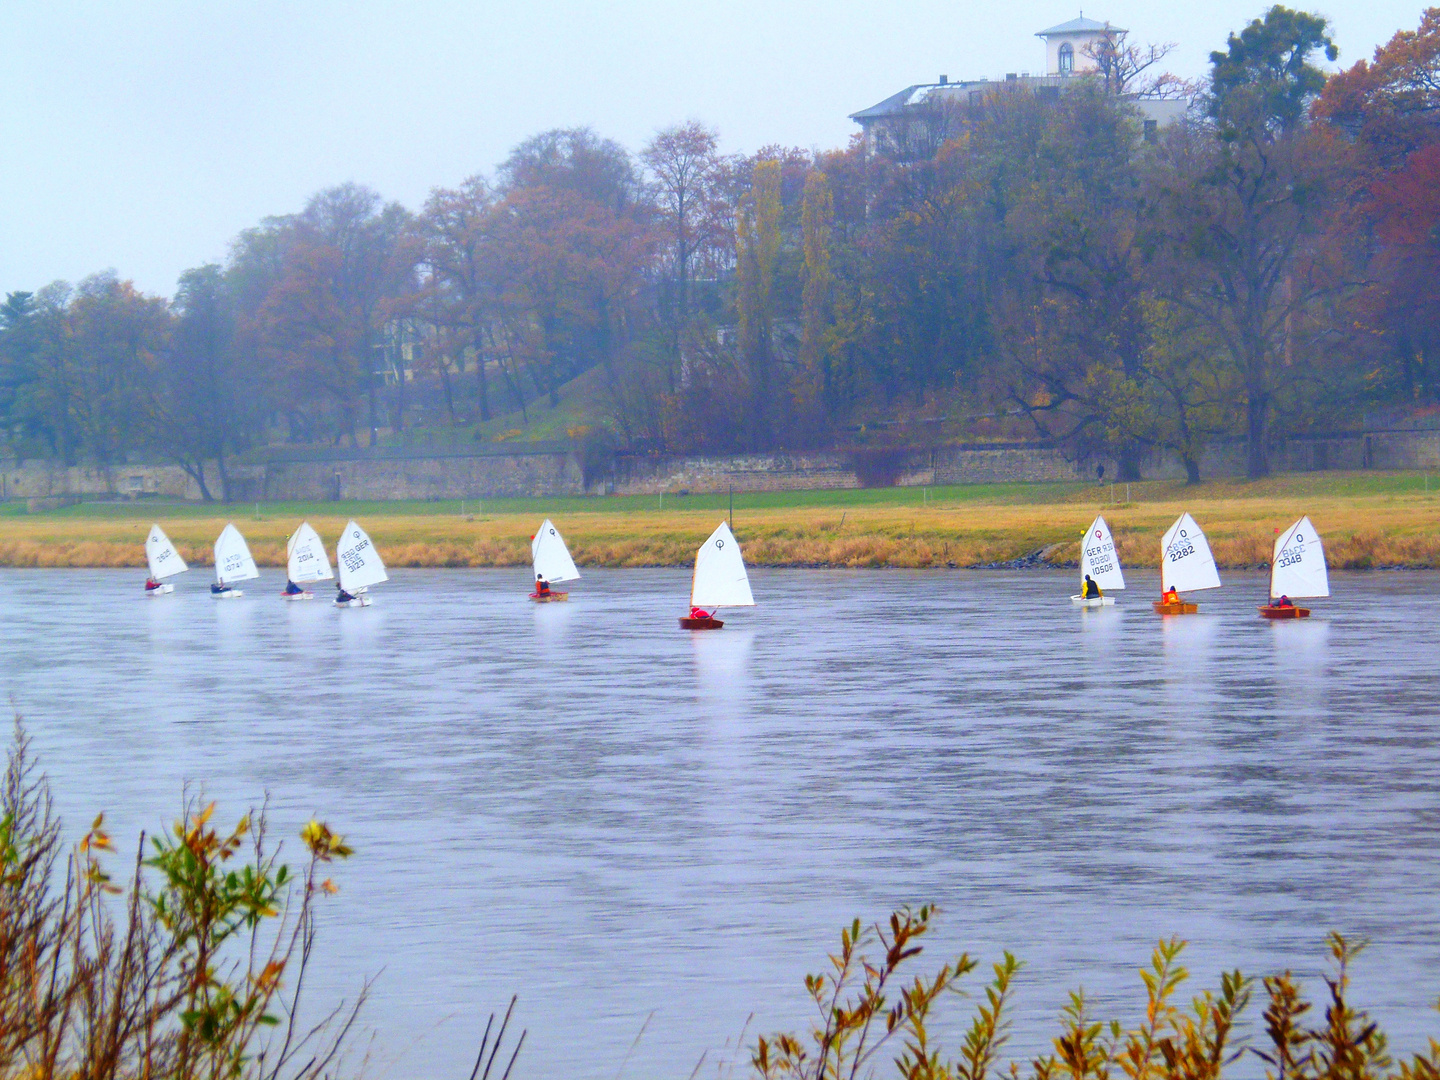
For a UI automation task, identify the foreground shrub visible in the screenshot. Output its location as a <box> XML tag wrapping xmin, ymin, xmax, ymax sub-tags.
<box><xmin>754</xmin><ymin>906</ymin><xmax>1440</xmax><ymax>1080</ymax></box>
<box><xmin>0</xmin><ymin>724</ymin><xmax>361</xmax><ymax>1080</ymax></box>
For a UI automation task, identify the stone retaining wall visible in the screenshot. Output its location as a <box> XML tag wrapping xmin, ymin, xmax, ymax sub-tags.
<box><xmin>0</xmin><ymin>462</ymin><xmax>196</xmax><ymax>500</ymax></box>
<box><xmin>5</xmin><ymin>428</ymin><xmax>1439</xmax><ymax>503</ymax></box>
<box><xmin>256</xmin><ymin>452</ymin><xmax>583</xmax><ymax>500</ymax></box>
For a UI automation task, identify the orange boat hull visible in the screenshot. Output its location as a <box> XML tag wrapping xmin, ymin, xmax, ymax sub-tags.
<box><xmin>530</xmin><ymin>591</ymin><xmax>568</xmax><ymax>603</ymax></box>
<box><xmin>1258</xmin><ymin>605</ymin><xmax>1310</xmax><ymax>619</ymax></box>
<box><xmin>679</xmin><ymin>616</ymin><xmax>724</xmax><ymax>630</ymax></box>
<box><xmin>1153</xmin><ymin>600</ymin><xmax>1199</xmax><ymax>615</ymax></box>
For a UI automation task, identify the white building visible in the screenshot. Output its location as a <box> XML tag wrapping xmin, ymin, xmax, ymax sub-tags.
<box><xmin>850</xmin><ymin>15</ymin><xmax>1187</xmax><ymax>159</ymax></box>
<box><xmin>1036</xmin><ymin>14</ymin><xmax>1115</xmax><ymax>75</ymax></box>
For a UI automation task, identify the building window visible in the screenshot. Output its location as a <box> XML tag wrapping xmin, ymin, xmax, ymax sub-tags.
<box><xmin>1058</xmin><ymin>42</ymin><xmax>1074</xmax><ymax>74</ymax></box>
<box><xmin>1143</xmin><ymin>119</ymin><xmax>1158</xmax><ymax>143</ymax></box>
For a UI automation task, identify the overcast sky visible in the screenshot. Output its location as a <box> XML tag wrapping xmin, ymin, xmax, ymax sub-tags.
<box><xmin>0</xmin><ymin>0</ymin><xmax>1423</xmax><ymax>298</ymax></box>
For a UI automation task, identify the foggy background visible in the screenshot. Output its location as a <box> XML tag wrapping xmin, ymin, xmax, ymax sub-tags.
<box><xmin>0</xmin><ymin>0</ymin><xmax>1423</xmax><ymax>298</ymax></box>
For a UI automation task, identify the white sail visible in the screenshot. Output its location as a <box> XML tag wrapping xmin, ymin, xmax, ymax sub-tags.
<box><xmin>1160</xmin><ymin>512</ymin><xmax>1222</xmax><ymax>593</ymax></box>
<box><xmin>213</xmin><ymin>523</ymin><xmax>259</xmax><ymax>585</ymax></box>
<box><xmin>1079</xmin><ymin>515</ymin><xmax>1125</xmax><ymax>591</ymax></box>
<box><xmin>145</xmin><ymin>524</ymin><xmax>188</xmax><ymax>580</ymax></box>
<box><xmin>690</xmin><ymin>521</ymin><xmax>755</xmax><ymax>609</ymax></box>
<box><xmin>1270</xmin><ymin>516</ymin><xmax>1329</xmax><ymax>599</ymax></box>
<box><xmin>335</xmin><ymin>520</ymin><xmax>388</xmax><ymax>592</ymax></box>
<box><xmin>531</xmin><ymin>519</ymin><xmax>580</xmax><ymax>583</ymax></box>
<box><xmin>286</xmin><ymin>522</ymin><xmax>334</xmax><ymax>583</ymax></box>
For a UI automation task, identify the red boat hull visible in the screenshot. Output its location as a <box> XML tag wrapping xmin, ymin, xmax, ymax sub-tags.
<box><xmin>679</xmin><ymin>616</ymin><xmax>724</xmax><ymax>630</ymax></box>
<box><xmin>1258</xmin><ymin>605</ymin><xmax>1310</xmax><ymax>619</ymax></box>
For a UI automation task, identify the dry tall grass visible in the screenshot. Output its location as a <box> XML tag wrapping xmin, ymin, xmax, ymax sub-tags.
<box><xmin>4</xmin><ymin>481</ymin><xmax>1440</xmax><ymax>569</ymax></box>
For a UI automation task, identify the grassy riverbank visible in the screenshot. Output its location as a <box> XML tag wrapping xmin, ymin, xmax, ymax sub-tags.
<box><xmin>2</xmin><ymin>471</ymin><xmax>1439</xmax><ymax>569</ymax></box>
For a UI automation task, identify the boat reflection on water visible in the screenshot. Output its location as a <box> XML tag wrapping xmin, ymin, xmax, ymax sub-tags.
<box><xmin>5</xmin><ymin>566</ymin><xmax>1440</xmax><ymax>1080</ymax></box>
<box><xmin>690</xmin><ymin>625</ymin><xmax>754</xmax><ymax>701</ymax></box>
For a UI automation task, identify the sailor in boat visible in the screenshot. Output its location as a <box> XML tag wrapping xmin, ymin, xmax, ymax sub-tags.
<box><xmin>335</xmin><ymin>582</ymin><xmax>357</xmax><ymax>605</ymax></box>
<box><xmin>1163</xmin><ymin>586</ymin><xmax>1180</xmax><ymax>605</ymax></box>
<box><xmin>1268</xmin><ymin>594</ymin><xmax>1295</xmax><ymax>609</ymax></box>
<box><xmin>145</xmin><ymin>577</ymin><xmax>162</xmax><ymax>592</ymax></box>
<box><xmin>1082</xmin><ymin>574</ymin><xmax>1102</xmax><ymax>600</ymax></box>
<box><xmin>534</xmin><ymin>574</ymin><xmax>551</xmax><ymax>598</ymax></box>
<box><xmin>689</xmin><ymin>605</ymin><xmax>714</xmax><ymax>621</ymax></box>
<box><xmin>283</xmin><ymin>579</ymin><xmax>305</xmax><ymax>596</ymax></box>
<box><xmin>210</xmin><ymin>582</ymin><xmax>234</xmax><ymax>596</ymax></box>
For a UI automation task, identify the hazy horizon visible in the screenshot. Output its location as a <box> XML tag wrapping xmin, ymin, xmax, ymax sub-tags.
<box><xmin>1</xmin><ymin>0</ymin><xmax>1424</xmax><ymax>298</ymax></box>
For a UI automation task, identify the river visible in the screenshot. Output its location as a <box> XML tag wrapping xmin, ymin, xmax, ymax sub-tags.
<box><xmin>5</xmin><ymin>567</ymin><xmax>1439</xmax><ymax>1078</ymax></box>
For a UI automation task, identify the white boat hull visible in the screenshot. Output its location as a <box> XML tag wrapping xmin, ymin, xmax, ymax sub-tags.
<box><xmin>282</xmin><ymin>591</ymin><xmax>315</xmax><ymax>601</ymax></box>
<box><xmin>212</xmin><ymin>589</ymin><xmax>243</xmax><ymax>599</ymax></box>
<box><xmin>335</xmin><ymin>596</ymin><xmax>372</xmax><ymax>608</ymax></box>
<box><xmin>1070</xmin><ymin>595</ymin><xmax>1115</xmax><ymax>608</ymax></box>
<box><xmin>145</xmin><ymin>583</ymin><xmax>174</xmax><ymax>596</ymax></box>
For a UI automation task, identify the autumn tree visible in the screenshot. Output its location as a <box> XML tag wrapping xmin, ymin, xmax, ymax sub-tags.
<box><xmin>66</xmin><ymin>273</ymin><xmax>170</xmax><ymax>467</ymax></box>
<box><xmin>146</xmin><ymin>265</ymin><xmax>253</xmax><ymax>500</ymax></box>
<box><xmin>798</xmin><ymin>171</ymin><xmax>835</xmax><ymax>425</ymax></box>
<box><xmin>257</xmin><ymin>185</ymin><xmax>413</xmax><ymax>446</ymax></box>
<box><xmin>1317</xmin><ymin>9</ymin><xmax>1440</xmax><ymax>404</ymax></box>
<box><xmin>1090</xmin><ymin>298</ymin><xmax>1241</xmax><ymax>483</ymax></box>
<box><xmin>498</xmin><ymin>127</ymin><xmax>640</xmax><ymax>214</ymax></box>
<box><xmin>992</xmin><ymin>87</ymin><xmax>1160</xmax><ymax>478</ymax></box>
<box><xmin>1083</xmin><ymin>27</ymin><xmax>1180</xmax><ymax>96</ymax></box>
<box><xmin>1158</xmin><ymin>6</ymin><xmax>1339</xmax><ymax>477</ymax></box>
<box><xmin>735</xmin><ymin>159</ymin><xmax>785</xmax><ymax>448</ymax></box>
<box><xmin>641</xmin><ymin>121</ymin><xmax>723</xmax><ymax>394</ymax></box>
<box><xmin>1317</xmin><ymin>7</ymin><xmax>1440</xmax><ymax>167</ymax></box>
<box><xmin>0</xmin><ymin>293</ymin><xmax>41</xmax><ymax>455</ymax></box>
<box><xmin>416</xmin><ymin>176</ymin><xmax>500</xmax><ymax>423</ymax></box>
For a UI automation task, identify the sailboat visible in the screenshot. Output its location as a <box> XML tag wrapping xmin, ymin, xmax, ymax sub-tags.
<box><xmin>1154</xmin><ymin>512</ymin><xmax>1221</xmax><ymax>614</ymax></box>
<box><xmin>1071</xmin><ymin>515</ymin><xmax>1124</xmax><ymax>607</ymax></box>
<box><xmin>680</xmin><ymin>521</ymin><xmax>754</xmax><ymax>630</ymax></box>
<box><xmin>211</xmin><ymin>523</ymin><xmax>259</xmax><ymax>598</ymax></box>
<box><xmin>283</xmin><ymin>522</ymin><xmax>333</xmax><ymax>600</ymax></box>
<box><xmin>334</xmin><ymin>520</ymin><xmax>387</xmax><ymax>607</ymax></box>
<box><xmin>144</xmin><ymin>524</ymin><xmax>188</xmax><ymax>595</ymax></box>
<box><xmin>1259</xmin><ymin>516</ymin><xmax>1328</xmax><ymax>619</ymax></box>
<box><xmin>530</xmin><ymin>518</ymin><xmax>580</xmax><ymax>602</ymax></box>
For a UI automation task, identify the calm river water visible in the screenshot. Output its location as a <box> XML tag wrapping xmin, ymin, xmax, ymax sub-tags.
<box><xmin>4</xmin><ymin>567</ymin><xmax>1439</xmax><ymax>1078</ymax></box>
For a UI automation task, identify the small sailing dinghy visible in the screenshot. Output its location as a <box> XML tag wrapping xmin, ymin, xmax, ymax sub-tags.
<box><xmin>1259</xmin><ymin>516</ymin><xmax>1328</xmax><ymax>619</ymax></box>
<box><xmin>1154</xmin><ymin>512</ymin><xmax>1221</xmax><ymax>614</ymax></box>
<box><xmin>144</xmin><ymin>524</ymin><xmax>187</xmax><ymax>595</ymax></box>
<box><xmin>210</xmin><ymin>523</ymin><xmax>258</xmax><ymax>598</ymax></box>
<box><xmin>530</xmin><ymin>518</ymin><xmax>579</xmax><ymax>602</ymax></box>
<box><xmin>334</xmin><ymin>520</ymin><xmax>387</xmax><ymax>607</ymax></box>
<box><xmin>680</xmin><ymin>521</ymin><xmax>754</xmax><ymax>630</ymax></box>
<box><xmin>283</xmin><ymin>522</ymin><xmax>332</xmax><ymax>600</ymax></box>
<box><xmin>1071</xmin><ymin>515</ymin><xmax>1124</xmax><ymax>607</ymax></box>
